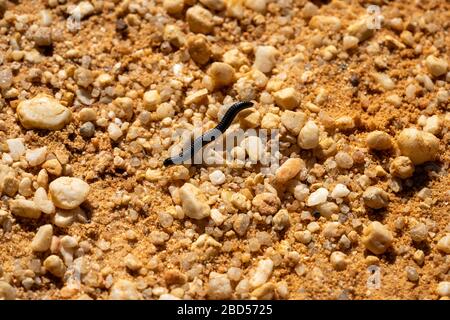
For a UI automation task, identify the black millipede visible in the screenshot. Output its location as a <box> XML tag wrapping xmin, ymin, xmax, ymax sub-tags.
<box><xmin>163</xmin><ymin>101</ymin><xmax>254</xmax><ymax>166</ymax></box>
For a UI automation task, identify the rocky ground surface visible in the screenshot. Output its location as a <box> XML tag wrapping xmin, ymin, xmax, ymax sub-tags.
<box><xmin>0</xmin><ymin>0</ymin><xmax>449</xmax><ymax>300</ymax></box>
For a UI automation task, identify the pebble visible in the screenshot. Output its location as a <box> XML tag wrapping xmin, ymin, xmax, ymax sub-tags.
<box><xmin>343</xmin><ymin>35</ymin><xmax>359</xmax><ymax>50</ymax></box>
<box><xmin>409</xmin><ymin>223</ymin><xmax>428</xmax><ymax>242</ymax></box>
<box><xmin>79</xmin><ymin>121</ymin><xmax>95</xmax><ymax>138</ymax></box>
<box><xmin>107</xmin><ymin>123</ymin><xmax>123</xmax><ymax>141</ymax></box>
<box><xmin>390</xmin><ymin>156</ymin><xmax>415</xmax><ymax>179</ymax></box>
<box><xmin>186</xmin><ymin>5</ymin><xmax>214</xmax><ymax>34</ymax></box>
<box><xmin>0</xmin><ymin>67</ymin><xmax>13</xmax><ymax>90</ymax></box>
<box><xmin>163</xmin><ymin>0</ymin><xmax>184</xmax><ymax>15</ymax></box>
<box><xmin>253</xmin><ymin>46</ymin><xmax>279</xmax><ymax>74</ymax></box>
<box><xmin>209</xmin><ymin>170</ymin><xmax>226</xmax><ymax>185</ymax></box>
<box><xmin>6</xmin><ymin>138</ymin><xmax>25</xmax><ymax>161</ymax></box>
<box><xmin>298</xmin><ymin>120</ymin><xmax>319</xmax><ymax>149</ymax></box>
<box><xmin>397</xmin><ymin>128</ymin><xmax>440</xmax><ymax>165</ymax></box>
<box><xmin>74</xmin><ymin>67</ymin><xmax>93</xmax><ymax>88</ymax></box>
<box><xmin>275</xmin><ymin>158</ymin><xmax>303</xmax><ymax>184</ymax></box>
<box><xmin>143</xmin><ymin>90</ymin><xmax>161</xmax><ymax>111</ymax></box>
<box><xmin>43</xmin><ymin>255</ymin><xmax>66</xmax><ymax>278</ymax></box>
<box><xmin>241</xmin><ymin>136</ymin><xmax>264</xmax><ymax>162</ymax></box>
<box><xmin>436</xmin><ymin>234</ymin><xmax>450</xmax><ymax>254</ymax></box>
<box><xmin>436</xmin><ymin>282</ymin><xmax>450</xmax><ymax>297</ymax></box>
<box><xmin>179</xmin><ymin>183</ymin><xmax>211</xmax><ymax>219</ymax></box>
<box><xmin>200</xmin><ymin>0</ymin><xmax>225</xmax><ymax>11</ymax></box>
<box><xmin>281</xmin><ymin>110</ymin><xmax>306</xmax><ymax>135</ymax></box>
<box><xmin>423</xmin><ymin>115</ymin><xmax>441</xmax><ymax>135</ymax></box>
<box><xmin>335</xmin><ymin>151</ymin><xmax>353</xmax><ymax>169</ymax></box>
<box><xmin>155</xmin><ymin>103</ymin><xmax>175</xmax><ymax>120</ymax></box>
<box><xmin>109</xmin><ymin>279</ymin><xmax>142</xmax><ymax>300</ymax></box>
<box><xmin>9</xmin><ymin>199</ymin><xmax>41</xmax><ymax>219</ymax></box>
<box><xmin>250</xmin><ymin>259</ymin><xmax>273</xmax><ymax>288</ymax></box>
<box><xmin>309</xmin><ymin>15</ymin><xmax>341</xmax><ymax>31</ymax></box>
<box><xmin>43</xmin><ymin>159</ymin><xmax>62</xmax><ymax>176</ymax></box>
<box><xmin>331</xmin><ymin>184</ymin><xmax>350</xmax><ymax>199</ymax></box>
<box><xmin>366</xmin><ymin>131</ymin><xmax>393</xmax><ymax>150</ymax></box>
<box><xmin>25</xmin><ymin>147</ymin><xmax>47</xmax><ymax>166</ymax></box>
<box><xmin>49</xmin><ymin>177</ymin><xmax>90</xmax><ymax>209</ymax></box>
<box><xmin>362</xmin><ymin>186</ymin><xmax>389</xmax><ymax>209</ymax></box>
<box><xmin>187</xmin><ymin>34</ymin><xmax>211</xmax><ymax>65</ymax></box>
<box><xmin>372</xmin><ymin>73</ymin><xmax>395</xmax><ymax>90</ymax></box>
<box><xmin>79</xmin><ymin>107</ymin><xmax>96</xmax><ymax>122</ymax></box>
<box><xmin>405</xmin><ymin>266</ymin><xmax>419</xmax><ymax>282</ymax></box>
<box><xmin>207</xmin><ymin>62</ymin><xmax>236</xmax><ymax>89</ymax></box>
<box><xmin>125</xmin><ymin>254</ymin><xmax>142</xmax><ymax>272</ymax></box>
<box><xmin>252</xmin><ymin>193</ymin><xmax>281</xmax><ymax>215</ymax></box>
<box><xmin>307</xmin><ymin>187</ymin><xmax>328</xmax><ymax>207</ymax></box>
<box><xmin>330</xmin><ymin>251</ymin><xmax>348</xmax><ymax>271</ymax></box>
<box><xmin>425</xmin><ymin>55</ymin><xmax>448</xmax><ymax>77</ymax></box>
<box><xmin>207</xmin><ymin>274</ymin><xmax>233</xmax><ymax>299</ymax></box>
<box><xmin>233</xmin><ymin>214</ymin><xmax>250</xmax><ymax>236</ymax></box>
<box><xmin>273</xmin><ymin>87</ymin><xmax>300</xmax><ymax>110</ymax></box>
<box><xmin>31</xmin><ymin>224</ymin><xmax>53</xmax><ymax>252</ymax></box>
<box><xmin>273</xmin><ymin>209</ymin><xmax>290</xmax><ymax>231</ymax></box>
<box><xmin>362</xmin><ymin>221</ymin><xmax>393</xmax><ymax>255</ymax></box>
<box><xmin>261</xmin><ymin>113</ymin><xmax>280</xmax><ymax>129</ymax></box>
<box><xmin>0</xmin><ymin>281</ymin><xmax>16</xmax><ymax>300</ymax></box>
<box><xmin>295</xmin><ymin>230</ymin><xmax>312</xmax><ymax>244</ymax></box>
<box><xmin>17</xmin><ymin>95</ymin><xmax>72</xmax><ymax>130</ymax></box>
<box><xmin>34</xmin><ymin>187</ymin><xmax>55</xmax><ymax>214</ymax></box>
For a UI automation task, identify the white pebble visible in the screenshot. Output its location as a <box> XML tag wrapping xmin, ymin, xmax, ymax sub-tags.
<box><xmin>209</xmin><ymin>170</ymin><xmax>226</xmax><ymax>185</ymax></box>
<box><xmin>307</xmin><ymin>187</ymin><xmax>329</xmax><ymax>207</ymax></box>
<box><xmin>49</xmin><ymin>177</ymin><xmax>90</xmax><ymax>209</ymax></box>
<box><xmin>25</xmin><ymin>147</ymin><xmax>47</xmax><ymax>166</ymax></box>
<box><xmin>331</xmin><ymin>184</ymin><xmax>350</xmax><ymax>199</ymax></box>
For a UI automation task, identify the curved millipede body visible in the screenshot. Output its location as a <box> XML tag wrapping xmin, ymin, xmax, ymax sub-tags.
<box><xmin>163</xmin><ymin>101</ymin><xmax>254</xmax><ymax>166</ymax></box>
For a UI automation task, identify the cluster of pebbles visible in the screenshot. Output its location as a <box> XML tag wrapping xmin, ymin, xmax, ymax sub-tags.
<box><xmin>0</xmin><ymin>0</ymin><xmax>449</xmax><ymax>300</ymax></box>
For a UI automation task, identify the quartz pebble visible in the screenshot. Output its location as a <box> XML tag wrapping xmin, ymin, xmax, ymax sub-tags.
<box><xmin>252</xmin><ymin>193</ymin><xmax>281</xmax><ymax>215</ymax></box>
<box><xmin>43</xmin><ymin>255</ymin><xmax>66</xmax><ymax>278</ymax></box>
<box><xmin>307</xmin><ymin>188</ymin><xmax>328</xmax><ymax>207</ymax></box>
<box><xmin>253</xmin><ymin>46</ymin><xmax>279</xmax><ymax>74</ymax></box>
<box><xmin>26</xmin><ymin>147</ymin><xmax>47</xmax><ymax>166</ymax></box>
<box><xmin>6</xmin><ymin>138</ymin><xmax>25</xmax><ymax>161</ymax></box>
<box><xmin>108</xmin><ymin>123</ymin><xmax>123</xmax><ymax>141</ymax></box>
<box><xmin>34</xmin><ymin>187</ymin><xmax>55</xmax><ymax>214</ymax></box>
<box><xmin>207</xmin><ymin>274</ymin><xmax>233</xmax><ymax>299</ymax></box>
<box><xmin>362</xmin><ymin>186</ymin><xmax>389</xmax><ymax>209</ymax></box>
<box><xmin>409</xmin><ymin>223</ymin><xmax>428</xmax><ymax>242</ymax></box>
<box><xmin>436</xmin><ymin>234</ymin><xmax>450</xmax><ymax>254</ymax></box>
<box><xmin>250</xmin><ymin>259</ymin><xmax>273</xmax><ymax>288</ymax></box>
<box><xmin>9</xmin><ymin>199</ymin><xmax>41</xmax><ymax>219</ymax></box>
<box><xmin>298</xmin><ymin>120</ymin><xmax>319</xmax><ymax>149</ymax></box>
<box><xmin>330</xmin><ymin>251</ymin><xmax>348</xmax><ymax>271</ymax></box>
<box><xmin>209</xmin><ymin>170</ymin><xmax>226</xmax><ymax>185</ymax></box>
<box><xmin>275</xmin><ymin>158</ymin><xmax>303</xmax><ymax>184</ymax></box>
<box><xmin>281</xmin><ymin>111</ymin><xmax>306</xmax><ymax>135</ymax></box>
<box><xmin>0</xmin><ymin>281</ymin><xmax>16</xmax><ymax>300</ymax></box>
<box><xmin>163</xmin><ymin>0</ymin><xmax>184</xmax><ymax>15</ymax></box>
<box><xmin>436</xmin><ymin>282</ymin><xmax>450</xmax><ymax>297</ymax></box>
<box><xmin>31</xmin><ymin>224</ymin><xmax>53</xmax><ymax>252</ymax></box>
<box><xmin>207</xmin><ymin>62</ymin><xmax>236</xmax><ymax>89</ymax></box>
<box><xmin>186</xmin><ymin>5</ymin><xmax>214</xmax><ymax>34</ymax></box>
<box><xmin>17</xmin><ymin>95</ymin><xmax>72</xmax><ymax>130</ymax></box>
<box><xmin>49</xmin><ymin>177</ymin><xmax>90</xmax><ymax>209</ymax></box>
<box><xmin>273</xmin><ymin>87</ymin><xmax>300</xmax><ymax>110</ymax></box>
<box><xmin>425</xmin><ymin>55</ymin><xmax>448</xmax><ymax>77</ymax></box>
<box><xmin>397</xmin><ymin>128</ymin><xmax>440</xmax><ymax>165</ymax></box>
<box><xmin>109</xmin><ymin>280</ymin><xmax>142</xmax><ymax>300</ymax></box>
<box><xmin>331</xmin><ymin>184</ymin><xmax>350</xmax><ymax>199</ymax></box>
<box><xmin>179</xmin><ymin>183</ymin><xmax>210</xmax><ymax>219</ymax></box>
<box><xmin>362</xmin><ymin>221</ymin><xmax>393</xmax><ymax>255</ymax></box>
<box><xmin>390</xmin><ymin>156</ymin><xmax>414</xmax><ymax>179</ymax></box>
<box><xmin>366</xmin><ymin>131</ymin><xmax>393</xmax><ymax>150</ymax></box>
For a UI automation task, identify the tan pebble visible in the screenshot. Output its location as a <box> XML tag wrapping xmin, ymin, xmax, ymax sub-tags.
<box><xmin>109</xmin><ymin>279</ymin><xmax>142</xmax><ymax>300</ymax></box>
<box><xmin>9</xmin><ymin>199</ymin><xmax>41</xmax><ymax>219</ymax></box>
<box><xmin>49</xmin><ymin>177</ymin><xmax>90</xmax><ymax>209</ymax></box>
<box><xmin>390</xmin><ymin>156</ymin><xmax>414</xmax><ymax>179</ymax></box>
<box><xmin>252</xmin><ymin>193</ymin><xmax>281</xmax><ymax>216</ymax></box>
<box><xmin>330</xmin><ymin>251</ymin><xmax>348</xmax><ymax>271</ymax></box>
<box><xmin>366</xmin><ymin>131</ymin><xmax>393</xmax><ymax>150</ymax></box>
<box><xmin>437</xmin><ymin>234</ymin><xmax>450</xmax><ymax>254</ymax></box>
<box><xmin>207</xmin><ymin>274</ymin><xmax>233</xmax><ymax>299</ymax></box>
<box><xmin>186</xmin><ymin>5</ymin><xmax>214</xmax><ymax>34</ymax></box>
<box><xmin>17</xmin><ymin>94</ymin><xmax>72</xmax><ymax>130</ymax></box>
<box><xmin>42</xmin><ymin>159</ymin><xmax>63</xmax><ymax>176</ymax></box>
<box><xmin>207</xmin><ymin>62</ymin><xmax>236</xmax><ymax>89</ymax></box>
<box><xmin>43</xmin><ymin>255</ymin><xmax>66</xmax><ymax>277</ymax></box>
<box><xmin>281</xmin><ymin>110</ymin><xmax>306</xmax><ymax>135</ymax></box>
<box><xmin>425</xmin><ymin>55</ymin><xmax>448</xmax><ymax>77</ymax></box>
<box><xmin>0</xmin><ymin>281</ymin><xmax>16</xmax><ymax>300</ymax></box>
<box><xmin>31</xmin><ymin>224</ymin><xmax>53</xmax><ymax>252</ymax></box>
<box><xmin>187</xmin><ymin>34</ymin><xmax>211</xmax><ymax>65</ymax></box>
<box><xmin>363</xmin><ymin>186</ymin><xmax>389</xmax><ymax>209</ymax></box>
<box><xmin>298</xmin><ymin>120</ymin><xmax>319</xmax><ymax>149</ymax></box>
<box><xmin>253</xmin><ymin>46</ymin><xmax>279</xmax><ymax>74</ymax></box>
<box><xmin>163</xmin><ymin>0</ymin><xmax>184</xmax><ymax>15</ymax></box>
<box><xmin>397</xmin><ymin>128</ymin><xmax>439</xmax><ymax>165</ymax></box>
<box><xmin>362</xmin><ymin>221</ymin><xmax>393</xmax><ymax>255</ymax></box>
<box><xmin>143</xmin><ymin>90</ymin><xmax>161</xmax><ymax>111</ymax></box>
<box><xmin>179</xmin><ymin>183</ymin><xmax>210</xmax><ymax>219</ymax></box>
<box><xmin>275</xmin><ymin>158</ymin><xmax>304</xmax><ymax>184</ymax></box>
<box><xmin>25</xmin><ymin>147</ymin><xmax>47</xmax><ymax>166</ymax></box>
<box><xmin>436</xmin><ymin>281</ymin><xmax>450</xmax><ymax>297</ymax></box>
<box><xmin>261</xmin><ymin>112</ymin><xmax>280</xmax><ymax>129</ymax></box>
<box><xmin>273</xmin><ymin>87</ymin><xmax>300</xmax><ymax>110</ymax></box>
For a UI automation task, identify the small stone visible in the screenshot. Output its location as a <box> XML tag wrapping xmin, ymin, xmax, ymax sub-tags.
<box><xmin>409</xmin><ymin>223</ymin><xmax>428</xmax><ymax>242</ymax></box>
<box><xmin>372</xmin><ymin>72</ymin><xmax>395</xmax><ymax>90</ymax></box>
<box><xmin>366</xmin><ymin>131</ymin><xmax>393</xmax><ymax>150</ymax></box>
<box><xmin>436</xmin><ymin>282</ymin><xmax>450</xmax><ymax>297</ymax></box>
<box><xmin>184</xmin><ymin>89</ymin><xmax>208</xmax><ymax>106</ymax></box>
<box><xmin>309</xmin><ymin>15</ymin><xmax>341</xmax><ymax>31</ymax></box>
<box><xmin>74</xmin><ymin>67</ymin><xmax>94</xmax><ymax>88</ymax></box>
<box><xmin>6</xmin><ymin>138</ymin><xmax>26</xmax><ymax>161</ymax></box>
<box><xmin>425</xmin><ymin>55</ymin><xmax>448</xmax><ymax>77</ymax></box>
<box><xmin>331</xmin><ymin>184</ymin><xmax>350</xmax><ymax>199</ymax></box>
<box><xmin>273</xmin><ymin>87</ymin><xmax>300</xmax><ymax>110</ymax></box>
<box><xmin>143</xmin><ymin>90</ymin><xmax>160</xmax><ymax>111</ymax></box>
<box><xmin>363</xmin><ymin>186</ymin><xmax>389</xmax><ymax>209</ymax></box>
<box><xmin>42</xmin><ymin>159</ymin><xmax>62</xmax><ymax>176</ymax></box>
<box><xmin>405</xmin><ymin>266</ymin><xmax>419</xmax><ymax>282</ymax></box>
<box><xmin>0</xmin><ymin>67</ymin><xmax>13</xmax><ymax>90</ymax></box>
<box><xmin>295</xmin><ymin>230</ymin><xmax>312</xmax><ymax>244</ymax></box>
<box><xmin>347</xmin><ymin>16</ymin><xmax>374</xmax><ymax>41</ymax></box>
<box><xmin>252</xmin><ymin>193</ymin><xmax>281</xmax><ymax>215</ymax></box>
<box><xmin>397</xmin><ymin>128</ymin><xmax>440</xmax><ymax>165</ymax></box>
<box><xmin>25</xmin><ymin>147</ymin><xmax>47</xmax><ymax>166</ymax></box>
<box><xmin>17</xmin><ymin>94</ymin><xmax>72</xmax><ymax>130</ymax></box>
<box><xmin>233</xmin><ymin>214</ymin><xmax>251</xmax><ymax>236</ymax></box>
<box><xmin>78</xmin><ymin>108</ymin><xmax>96</xmax><ymax>122</ymax></box>
<box><xmin>209</xmin><ymin>170</ymin><xmax>226</xmax><ymax>185</ymax></box>
<box><xmin>272</xmin><ymin>209</ymin><xmax>290</xmax><ymax>231</ymax></box>
<box><xmin>200</xmin><ymin>0</ymin><xmax>225</xmax><ymax>11</ymax></box>
<box><xmin>155</xmin><ymin>103</ymin><xmax>175</xmax><ymax>120</ymax></box>
<box><xmin>298</xmin><ymin>120</ymin><xmax>319</xmax><ymax>149</ymax></box>
<box><xmin>261</xmin><ymin>113</ymin><xmax>280</xmax><ymax>129</ymax></box>
<box><xmin>49</xmin><ymin>177</ymin><xmax>90</xmax><ymax>209</ymax></box>
<box><xmin>317</xmin><ymin>202</ymin><xmax>339</xmax><ymax>218</ymax></box>
<box><xmin>281</xmin><ymin>110</ymin><xmax>306</xmax><ymax>135</ymax></box>
<box><xmin>330</xmin><ymin>251</ymin><xmax>348</xmax><ymax>271</ymax></box>
<box><xmin>307</xmin><ymin>187</ymin><xmax>328</xmax><ymax>207</ymax></box>
<box><xmin>163</xmin><ymin>0</ymin><xmax>184</xmax><ymax>15</ymax></box>
<box><xmin>335</xmin><ymin>151</ymin><xmax>353</xmax><ymax>169</ymax></box>
<box><xmin>107</xmin><ymin>123</ymin><xmax>123</xmax><ymax>141</ymax></box>
<box><xmin>125</xmin><ymin>254</ymin><xmax>142</xmax><ymax>272</ymax></box>
<box><xmin>335</xmin><ymin>116</ymin><xmax>355</xmax><ymax>130</ymax></box>
<box><xmin>186</xmin><ymin>5</ymin><xmax>214</xmax><ymax>34</ymax></box>
<box><xmin>250</xmin><ymin>259</ymin><xmax>273</xmax><ymax>288</ymax></box>
<box><xmin>413</xmin><ymin>250</ymin><xmax>425</xmax><ymax>266</ymax></box>
<box><xmin>43</xmin><ymin>255</ymin><xmax>66</xmax><ymax>277</ymax></box>
<box><xmin>33</xmin><ymin>27</ymin><xmax>52</xmax><ymax>46</ymax></box>
<box><xmin>31</xmin><ymin>224</ymin><xmax>53</xmax><ymax>252</ymax></box>
<box><xmin>109</xmin><ymin>280</ymin><xmax>142</xmax><ymax>300</ymax></box>
<box><xmin>423</xmin><ymin>115</ymin><xmax>441</xmax><ymax>135</ymax></box>
<box><xmin>253</xmin><ymin>46</ymin><xmax>279</xmax><ymax>74</ymax></box>
<box><xmin>187</xmin><ymin>34</ymin><xmax>211</xmax><ymax>65</ymax></box>
<box><xmin>390</xmin><ymin>156</ymin><xmax>414</xmax><ymax>179</ymax></box>
<box><xmin>207</xmin><ymin>62</ymin><xmax>236</xmax><ymax>89</ymax></box>
<box><xmin>275</xmin><ymin>158</ymin><xmax>304</xmax><ymax>184</ymax></box>
<box><xmin>241</xmin><ymin>136</ymin><xmax>264</xmax><ymax>162</ymax></box>
<box><xmin>9</xmin><ymin>199</ymin><xmax>41</xmax><ymax>219</ymax></box>
<box><xmin>436</xmin><ymin>234</ymin><xmax>450</xmax><ymax>254</ymax></box>
<box><xmin>343</xmin><ymin>35</ymin><xmax>359</xmax><ymax>50</ymax></box>
<box><xmin>238</xmin><ymin>108</ymin><xmax>261</xmax><ymax>129</ymax></box>
<box><xmin>68</xmin><ymin>1</ymin><xmax>94</xmax><ymax>20</ymax></box>
<box><xmin>79</xmin><ymin>122</ymin><xmax>95</xmax><ymax>138</ymax></box>
<box><xmin>179</xmin><ymin>183</ymin><xmax>210</xmax><ymax>219</ymax></box>
<box><xmin>207</xmin><ymin>274</ymin><xmax>232</xmax><ymax>299</ymax></box>
<box><xmin>34</xmin><ymin>187</ymin><xmax>55</xmax><ymax>214</ymax></box>
<box><xmin>0</xmin><ymin>281</ymin><xmax>16</xmax><ymax>300</ymax></box>
<box><xmin>362</xmin><ymin>221</ymin><xmax>393</xmax><ymax>255</ymax></box>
